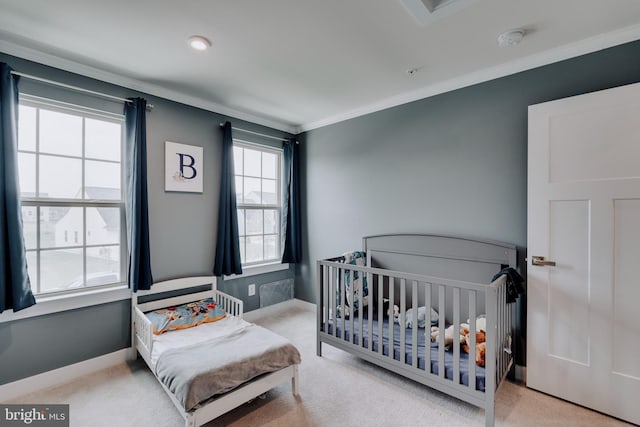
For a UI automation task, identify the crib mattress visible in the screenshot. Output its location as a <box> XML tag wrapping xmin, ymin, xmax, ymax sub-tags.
<box><xmin>153</xmin><ymin>321</ymin><xmax>301</xmax><ymax>411</ymax></box>
<box><xmin>325</xmin><ymin>317</ymin><xmax>486</xmax><ymax>391</ymax></box>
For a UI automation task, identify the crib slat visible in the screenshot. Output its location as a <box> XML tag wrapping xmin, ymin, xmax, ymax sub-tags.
<box><xmin>469</xmin><ymin>290</ymin><xmax>477</xmax><ymax>389</ymax></box>
<box><xmin>349</xmin><ymin>267</ymin><xmax>355</xmax><ymax>344</ymax></box>
<box><xmin>367</xmin><ymin>271</ymin><xmax>373</xmax><ymax>351</ymax></box>
<box><xmin>412</xmin><ymin>281</ymin><xmax>418</xmax><ymax>368</ymax></box>
<box><xmin>339</xmin><ymin>267</ymin><xmax>347</xmax><ymax>340</ymax></box>
<box><xmin>400</xmin><ymin>279</ymin><xmax>406</xmax><ymax>365</ymax></box>
<box><xmin>378</xmin><ymin>274</ymin><xmax>384</xmax><ymax>355</ymax></box>
<box><xmin>453</xmin><ymin>287</ymin><xmax>460</xmax><ymax>385</ymax></box>
<box><xmin>332</xmin><ymin>266</ymin><xmax>338</xmax><ymax>338</ymax></box>
<box><xmin>358</xmin><ymin>269</ymin><xmax>363</xmax><ymax>347</ymax></box>
<box><xmin>389</xmin><ymin>277</ymin><xmax>395</xmax><ymax>361</ymax></box>
<box><xmin>438</xmin><ymin>284</ymin><xmax>445</xmax><ymax>379</ymax></box>
<box><xmin>425</xmin><ymin>282</ymin><xmax>432</xmax><ymax>374</ymax></box>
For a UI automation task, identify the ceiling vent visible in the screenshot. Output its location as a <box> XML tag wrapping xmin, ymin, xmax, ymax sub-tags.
<box><xmin>400</xmin><ymin>0</ymin><xmax>479</xmax><ymax>25</ymax></box>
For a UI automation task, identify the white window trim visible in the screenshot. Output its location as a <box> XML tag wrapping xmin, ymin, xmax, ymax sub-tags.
<box><xmin>0</xmin><ymin>285</ymin><xmax>131</xmax><ymax>324</ymax></box>
<box><xmin>18</xmin><ymin>95</ymin><xmax>127</xmax><ymax>300</ymax></box>
<box><xmin>226</xmin><ymin>262</ymin><xmax>290</xmax><ymax>279</ymax></box>
<box><xmin>234</xmin><ymin>140</ymin><xmax>285</xmax><ymax>267</ymax></box>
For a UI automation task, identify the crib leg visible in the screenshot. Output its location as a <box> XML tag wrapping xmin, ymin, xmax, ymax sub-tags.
<box><xmin>292</xmin><ymin>365</ymin><xmax>300</xmax><ymax>396</ymax></box>
<box><xmin>185</xmin><ymin>414</ymin><xmax>196</xmax><ymax>427</ymax></box>
<box><xmin>316</xmin><ymin>339</ymin><xmax>322</xmax><ymax>357</ymax></box>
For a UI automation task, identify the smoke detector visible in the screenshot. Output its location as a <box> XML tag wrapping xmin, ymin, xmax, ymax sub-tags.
<box><xmin>497</xmin><ymin>29</ymin><xmax>525</xmax><ymax>47</ymax></box>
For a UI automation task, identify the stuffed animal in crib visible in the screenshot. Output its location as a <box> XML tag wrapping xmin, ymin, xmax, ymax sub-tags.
<box><xmin>399</xmin><ymin>306</ymin><xmax>439</xmax><ymax>328</ymax></box>
<box><xmin>430</xmin><ymin>324</ymin><xmax>466</xmax><ymax>349</ymax></box>
<box><xmin>462</xmin><ymin>328</ymin><xmax>487</xmax><ymax>367</ymax></box>
<box><xmin>381</xmin><ymin>299</ymin><xmax>399</xmax><ymax>319</ymax></box>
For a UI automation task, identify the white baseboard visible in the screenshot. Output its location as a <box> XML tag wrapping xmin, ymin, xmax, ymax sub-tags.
<box><xmin>244</xmin><ymin>298</ymin><xmax>315</xmax><ymax>322</ymax></box>
<box><xmin>0</xmin><ymin>348</ymin><xmax>130</xmax><ymax>402</ymax></box>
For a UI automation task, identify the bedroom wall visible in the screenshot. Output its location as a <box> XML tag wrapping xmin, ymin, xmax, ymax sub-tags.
<box><xmin>297</xmin><ymin>39</ymin><xmax>640</xmax><ymax>365</ymax></box>
<box><xmin>0</xmin><ymin>52</ymin><xmax>294</xmax><ymax>385</ymax></box>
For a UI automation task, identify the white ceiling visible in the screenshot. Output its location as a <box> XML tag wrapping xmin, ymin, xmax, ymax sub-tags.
<box><xmin>1</xmin><ymin>0</ymin><xmax>640</xmax><ymax>133</ymax></box>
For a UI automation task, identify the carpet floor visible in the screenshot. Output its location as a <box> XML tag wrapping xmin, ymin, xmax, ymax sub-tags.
<box><xmin>8</xmin><ymin>300</ymin><xmax>632</xmax><ymax>427</ymax></box>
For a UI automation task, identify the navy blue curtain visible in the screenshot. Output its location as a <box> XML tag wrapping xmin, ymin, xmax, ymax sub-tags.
<box><xmin>281</xmin><ymin>139</ymin><xmax>301</xmax><ymax>263</ymax></box>
<box><xmin>124</xmin><ymin>98</ymin><xmax>153</xmax><ymax>291</ymax></box>
<box><xmin>0</xmin><ymin>63</ymin><xmax>35</xmax><ymax>313</ymax></box>
<box><xmin>214</xmin><ymin>121</ymin><xmax>242</xmax><ymax>276</ymax></box>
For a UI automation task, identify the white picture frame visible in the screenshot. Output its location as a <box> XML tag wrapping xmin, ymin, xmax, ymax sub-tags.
<box><xmin>165</xmin><ymin>141</ymin><xmax>204</xmax><ymax>193</ymax></box>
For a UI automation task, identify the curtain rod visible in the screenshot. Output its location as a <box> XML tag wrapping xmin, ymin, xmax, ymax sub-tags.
<box><xmin>220</xmin><ymin>123</ymin><xmax>298</xmax><ymax>143</ymax></box>
<box><xmin>10</xmin><ymin>71</ymin><xmax>154</xmax><ymax>110</ymax></box>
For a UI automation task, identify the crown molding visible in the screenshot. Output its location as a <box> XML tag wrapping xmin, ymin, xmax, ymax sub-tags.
<box><xmin>297</xmin><ymin>22</ymin><xmax>640</xmax><ymax>133</ymax></box>
<box><xmin>0</xmin><ymin>38</ymin><xmax>297</xmax><ymax>134</ymax></box>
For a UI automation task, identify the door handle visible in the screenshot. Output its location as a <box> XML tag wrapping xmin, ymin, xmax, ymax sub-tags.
<box><xmin>532</xmin><ymin>256</ymin><xmax>556</xmax><ymax>267</ymax></box>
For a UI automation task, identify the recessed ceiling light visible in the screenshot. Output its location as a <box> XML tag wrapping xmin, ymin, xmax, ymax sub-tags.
<box><xmin>188</xmin><ymin>35</ymin><xmax>211</xmax><ymax>51</ymax></box>
<box><xmin>497</xmin><ymin>29</ymin><xmax>525</xmax><ymax>47</ymax></box>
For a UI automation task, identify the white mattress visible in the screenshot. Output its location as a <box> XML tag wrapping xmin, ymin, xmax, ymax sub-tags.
<box><xmin>150</xmin><ymin>315</ymin><xmax>251</xmax><ymax>367</ymax></box>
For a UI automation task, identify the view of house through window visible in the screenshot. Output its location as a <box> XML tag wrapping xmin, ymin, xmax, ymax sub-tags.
<box><xmin>17</xmin><ymin>98</ymin><xmax>125</xmax><ymax>295</ymax></box>
<box><xmin>233</xmin><ymin>142</ymin><xmax>282</xmax><ymax>266</ymax></box>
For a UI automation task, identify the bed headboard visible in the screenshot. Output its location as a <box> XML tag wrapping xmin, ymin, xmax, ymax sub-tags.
<box><xmin>362</xmin><ymin>234</ymin><xmax>517</xmax><ymax>320</ymax></box>
<box><xmin>133</xmin><ymin>276</ymin><xmax>217</xmax><ymax>311</ymax></box>
<box><xmin>363</xmin><ymin>234</ymin><xmax>516</xmax><ymax>284</ymax></box>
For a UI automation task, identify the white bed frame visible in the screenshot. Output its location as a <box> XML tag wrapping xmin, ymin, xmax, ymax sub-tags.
<box><xmin>132</xmin><ymin>276</ymin><xmax>299</xmax><ymax>427</ymax></box>
<box><xmin>317</xmin><ymin>234</ymin><xmax>517</xmax><ymax>427</ymax></box>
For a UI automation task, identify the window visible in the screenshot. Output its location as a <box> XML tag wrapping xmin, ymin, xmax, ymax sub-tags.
<box><xmin>233</xmin><ymin>142</ymin><xmax>282</xmax><ymax>266</ymax></box>
<box><xmin>17</xmin><ymin>96</ymin><xmax>125</xmax><ymax>296</ymax></box>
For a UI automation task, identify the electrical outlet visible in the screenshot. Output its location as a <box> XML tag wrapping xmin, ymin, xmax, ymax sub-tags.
<box><xmin>248</xmin><ymin>283</ymin><xmax>256</xmax><ymax>296</ymax></box>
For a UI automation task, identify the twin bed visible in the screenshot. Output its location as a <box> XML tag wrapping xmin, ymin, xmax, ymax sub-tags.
<box><xmin>317</xmin><ymin>234</ymin><xmax>519</xmax><ymax>427</ymax></box>
<box><xmin>132</xmin><ymin>276</ymin><xmax>301</xmax><ymax>427</ymax></box>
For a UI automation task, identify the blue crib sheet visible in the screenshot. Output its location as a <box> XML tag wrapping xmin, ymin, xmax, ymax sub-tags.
<box><xmin>325</xmin><ymin>316</ymin><xmax>486</xmax><ymax>392</ymax></box>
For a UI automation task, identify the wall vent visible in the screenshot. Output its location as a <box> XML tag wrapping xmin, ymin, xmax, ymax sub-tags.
<box><xmin>400</xmin><ymin>0</ymin><xmax>478</xmax><ymax>25</ymax></box>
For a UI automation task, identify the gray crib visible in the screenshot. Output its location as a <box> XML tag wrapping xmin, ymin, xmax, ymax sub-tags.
<box><xmin>316</xmin><ymin>234</ymin><xmax>518</xmax><ymax>427</ymax></box>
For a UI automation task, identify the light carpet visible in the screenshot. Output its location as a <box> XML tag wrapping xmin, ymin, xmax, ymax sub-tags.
<box><xmin>8</xmin><ymin>300</ymin><xmax>631</xmax><ymax>426</ymax></box>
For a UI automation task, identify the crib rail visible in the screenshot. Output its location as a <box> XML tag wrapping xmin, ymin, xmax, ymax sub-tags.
<box><xmin>316</xmin><ymin>259</ymin><xmax>514</xmax><ymax>412</ymax></box>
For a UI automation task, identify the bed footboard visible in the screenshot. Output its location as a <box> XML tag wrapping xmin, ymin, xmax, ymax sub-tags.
<box><xmin>317</xmin><ymin>257</ymin><xmax>515</xmax><ymax>427</ymax></box>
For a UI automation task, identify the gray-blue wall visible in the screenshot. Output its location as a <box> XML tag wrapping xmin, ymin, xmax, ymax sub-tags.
<box><xmin>0</xmin><ymin>52</ymin><xmax>294</xmax><ymax>385</ymax></box>
<box><xmin>296</xmin><ymin>40</ymin><xmax>640</xmax><ymax>305</ymax></box>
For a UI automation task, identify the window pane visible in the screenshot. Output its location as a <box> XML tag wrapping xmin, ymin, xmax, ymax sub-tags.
<box><xmin>39</xmin><ymin>109</ymin><xmax>82</xmax><ymax>156</ymax></box>
<box><xmin>264</xmin><ymin>209</ymin><xmax>278</xmax><ymax>234</ymax></box>
<box><xmin>244</xmin><ymin>177</ymin><xmax>261</xmax><ymax>204</ymax></box>
<box><xmin>262</xmin><ymin>179</ymin><xmax>276</xmax><ymax>204</ymax></box>
<box><xmin>262</xmin><ymin>152</ymin><xmax>277</xmax><ymax>179</ymax></box>
<box><xmin>21</xmin><ymin>206</ymin><xmax>37</xmax><ymax>249</ymax></box>
<box><xmin>39</xmin><ymin>155</ymin><xmax>82</xmax><ymax>198</ymax></box>
<box><xmin>235</xmin><ymin>176</ymin><xmax>243</xmax><ymax>204</ymax></box>
<box><xmin>246</xmin><ymin>235</ymin><xmax>263</xmax><ymax>263</ymax></box>
<box><xmin>246</xmin><ymin>210</ymin><xmax>263</xmax><ymax>235</ymax></box>
<box><xmin>18</xmin><ymin>105</ymin><xmax>36</xmax><ymax>151</ymax></box>
<box><xmin>265</xmin><ymin>235</ymin><xmax>278</xmax><ymax>260</ymax></box>
<box><xmin>18</xmin><ymin>152</ymin><xmax>36</xmax><ymax>196</ymax></box>
<box><xmin>237</xmin><ymin>209</ymin><xmax>245</xmax><ymax>236</ymax></box>
<box><xmin>85</xmin><ymin>161</ymin><xmax>120</xmax><ymax>197</ymax></box>
<box><xmin>42</xmin><ymin>207</ymin><xmax>82</xmax><ymax>248</ymax></box>
<box><xmin>26</xmin><ymin>251</ymin><xmax>38</xmax><ymax>292</ymax></box>
<box><xmin>85</xmin><ymin>119</ymin><xmax>121</xmax><ymax>161</ymax></box>
<box><xmin>86</xmin><ymin>246</ymin><xmax>120</xmax><ymax>287</ymax></box>
<box><xmin>86</xmin><ymin>207</ymin><xmax>119</xmax><ymax>245</ymax></box>
<box><xmin>233</xmin><ymin>146</ymin><xmax>243</xmax><ymax>175</ymax></box>
<box><xmin>239</xmin><ymin>236</ymin><xmax>246</xmax><ymax>263</ymax></box>
<box><xmin>244</xmin><ymin>148</ymin><xmax>261</xmax><ymax>177</ymax></box>
<box><xmin>40</xmin><ymin>248</ymin><xmax>83</xmax><ymax>294</ymax></box>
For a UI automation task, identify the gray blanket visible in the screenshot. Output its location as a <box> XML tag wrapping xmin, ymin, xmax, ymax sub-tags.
<box><xmin>154</xmin><ymin>324</ymin><xmax>301</xmax><ymax>411</ymax></box>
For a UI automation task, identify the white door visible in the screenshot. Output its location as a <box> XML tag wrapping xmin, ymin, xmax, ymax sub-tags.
<box><xmin>527</xmin><ymin>82</ymin><xmax>640</xmax><ymax>425</ymax></box>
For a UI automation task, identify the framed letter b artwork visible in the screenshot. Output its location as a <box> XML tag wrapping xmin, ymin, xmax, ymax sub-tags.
<box><xmin>165</xmin><ymin>141</ymin><xmax>204</xmax><ymax>193</ymax></box>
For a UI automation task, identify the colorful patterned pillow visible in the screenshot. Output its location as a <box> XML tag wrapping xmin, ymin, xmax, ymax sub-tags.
<box><xmin>146</xmin><ymin>297</ymin><xmax>227</xmax><ymax>335</ymax></box>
